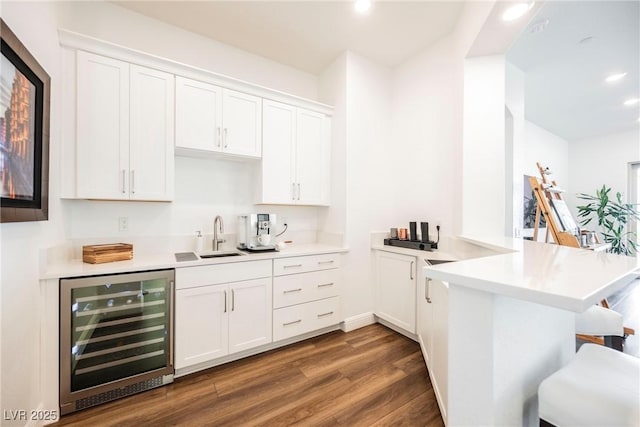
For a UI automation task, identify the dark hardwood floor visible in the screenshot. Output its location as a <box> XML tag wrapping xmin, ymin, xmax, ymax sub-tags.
<box><xmin>55</xmin><ymin>324</ymin><xmax>444</xmax><ymax>426</ymax></box>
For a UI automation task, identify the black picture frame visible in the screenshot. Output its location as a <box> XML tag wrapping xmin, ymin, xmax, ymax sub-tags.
<box><xmin>0</xmin><ymin>18</ymin><xmax>50</xmax><ymax>222</ymax></box>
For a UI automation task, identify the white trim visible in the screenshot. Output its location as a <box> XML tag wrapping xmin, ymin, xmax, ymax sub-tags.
<box><xmin>58</xmin><ymin>29</ymin><xmax>333</xmax><ymax>116</ymax></box>
<box><xmin>375</xmin><ymin>317</ymin><xmax>418</xmax><ymax>342</ymax></box>
<box><xmin>340</xmin><ymin>312</ymin><xmax>376</xmax><ymax>332</ymax></box>
<box><xmin>628</xmin><ymin>161</ymin><xmax>640</xmax><ymax>240</ymax></box>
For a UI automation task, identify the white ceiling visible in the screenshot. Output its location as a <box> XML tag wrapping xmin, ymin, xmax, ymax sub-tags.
<box><xmin>507</xmin><ymin>1</ymin><xmax>640</xmax><ymax>141</ymax></box>
<box><xmin>112</xmin><ymin>0</ymin><xmax>465</xmax><ymax>74</ymax></box>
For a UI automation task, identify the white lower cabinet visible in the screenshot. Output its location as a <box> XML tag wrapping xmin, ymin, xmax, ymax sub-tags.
<box><xmin>272</xmin><ymin>254</ymin><xmax>342</xmax><ymax>342</ymax></box>
<box><xmin>374</xmin><ymin>251</ymin><xmax>417</xmax><ymax>334</ymax></box>
<box><xmin>175</xmin><ymin>261</ymin><xmax>272</xmax><ymax>370</ymax></box>
<box><xmin>418</xmin><ymin>271</ymin><xmax>449</xmax><ymax>424</ymax></box>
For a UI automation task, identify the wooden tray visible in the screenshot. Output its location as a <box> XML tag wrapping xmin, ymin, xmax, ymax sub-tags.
<box><xmin>83</xmin><ymin>243</ymin><xmax>133</xmax><ymax>264</ymax></box>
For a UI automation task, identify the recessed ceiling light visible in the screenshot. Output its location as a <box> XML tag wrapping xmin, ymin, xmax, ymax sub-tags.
<box><xmin>502</xmin><ymin>2</ymin><xmax>535</xmax><ymax>22</ymax></box>
<box><xmin>624</xmin><ymin>98</ymin><xmax>639</xmax><ymax>106</ymax></box>
<box><xmin>354</xmin><ymin>0</ymin><xmax>371</xmax><ymax>14</ymax></box>
<box><xmin>605</xmin><ymin>72</ymin><xmax>627</xmax><ymax>83</ymax></box>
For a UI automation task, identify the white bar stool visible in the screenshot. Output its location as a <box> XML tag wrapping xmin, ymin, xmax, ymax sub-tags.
<box><xmin>538</xmin><ymin>343</ymin><xmax>640</xmax><ymax>426</ymax></box>
<box><xmin>575</xmin><ymin>305</ymin><xmax>625</xmax><ymax>350</ymax></box>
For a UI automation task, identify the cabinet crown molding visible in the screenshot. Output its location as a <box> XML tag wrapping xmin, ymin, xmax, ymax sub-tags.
<box><xmin>58</xmin><ymin>29</ymin><xmax>333</xmax><ymax>116</ymax></box>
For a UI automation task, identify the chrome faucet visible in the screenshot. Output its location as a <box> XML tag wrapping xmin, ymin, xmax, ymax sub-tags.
<box><xmin>213</xmin><ymin>215</ymin><xmax>225</xmax><ymax>251</ymax></box>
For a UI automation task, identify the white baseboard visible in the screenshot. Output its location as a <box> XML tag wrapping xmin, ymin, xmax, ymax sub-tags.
<box><xmin>340</xmin><ymin>312</ymin><xmax>376</xmax><ymax>332</ymax></box>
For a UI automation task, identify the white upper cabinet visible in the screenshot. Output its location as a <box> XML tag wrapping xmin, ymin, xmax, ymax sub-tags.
<box><xmin>175</xmin><ymin>76</ymin><xmax>222</xmax><ymax>152</ymax></box>
<box><xmin>259</xmin><ymin>99</ymin><xmax>331</xmax><ymax>206</ymax></box>
<box><xmin>76</xmin><ymin>51</ymin><xmax>174</xmax><ymax>201</ymax></box>
<box><xmin>175</xmin><ymin>77</ymin><xmax>261</xmax><ymax>158</ymax></box>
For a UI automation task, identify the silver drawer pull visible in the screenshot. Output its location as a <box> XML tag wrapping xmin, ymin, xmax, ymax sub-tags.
<box><xmin>318</xmin><ymin>260</ymin><xmax>334</xmax><ymax>265</ymax></box>
<box><xmin>284</xmin><ymin>264</ymin><xmax>303</xmax><ymax>269</ymax></box>
<box><xmin>283</xmin><ymin>319</ymin><xmax>302</xmax><ymax>326</ymax></box>
<box><xmin>283</xmin><ymin>288</ymin><xmax>302</xmax><ymax>294</ymax></box>
<box><xmin>317</xmin><ymin>283</ymin><xmax>334</xmax><ymax>288</ymax></box>
<box><xmin>317</xmin><ymin>311</ymin><xmax>334</xmax><ymax>318</ymax></box>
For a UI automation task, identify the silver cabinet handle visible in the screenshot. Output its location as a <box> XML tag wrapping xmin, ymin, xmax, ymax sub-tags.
<box><xmin>410</xmin><ymin>261</ymin><xmax>414</xmax><ymax>280</ymax></box>
<box><xmin>291</xmin><ymin>182</ymin><xmax>296</xmax><ymax>201</ymax></box>
<box><xmin>317</xmin><ymin>283</ymin><xmax>334</xmax><ymax>288</ymax></box>
<box><xmin>130</xmin><ymin>170</ymin><xmax>135</xmax><ymax>194</ymax></box>
<box><xmin>217</xmin><ymin>127</ymin><xmax>221</xmax><ymax>147</ymax></box>
<box><xmin>425</xmin><ymin>278</ymin><xmax>432</xmax><ymax>303</ymax></box>
<box><xmin>231</xmin><ymin>289</ymin><xmax>235</xmax><ymax>311</ymax></box>
<box><xmin>297</xmin><ymin>183</ymin><xmax>301</xmax><ymax>200</ymax></box>
<box><xmin>121</xmin><ymin>169</ymin><xmax>126</xmax><ymax>194</ymax></box>
<box><xmin>283</xmin><ymin>319</ymin><xmax>302</xmax><ymax>326</ymax></box>
<box><xmin>317</xmin><ymin>311</ymin><xmax>334</xmax><ymax>318</ymax></box>
<box><xmin>224</xmin><ymin>290</ymin><xmax>227</xmax><ymax>313</ymax></box>
<box><xmin>223</xmin><ymin>128</ymin><xmax>228</xmax><ymax>148</ymax></box>
<box><xmin>283</xmin><ymin>288</ymin><xmax>302</xmax><ymax>294</ymax></box>
<box><xmin>284</xmin><ymin>264</ymin><xmax>302</xmax><ymax>269</ymax></box>
<box><xmin>318</xmin><ymin>260</ymin><xmax>334</xmax><ymax>265</ymax></box>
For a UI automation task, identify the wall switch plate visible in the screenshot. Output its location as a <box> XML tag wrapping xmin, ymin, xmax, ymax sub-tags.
<box><xmin>118</xmin><ymin>217</ymin><xmax>129</xmax><ymax>232</ymax></box>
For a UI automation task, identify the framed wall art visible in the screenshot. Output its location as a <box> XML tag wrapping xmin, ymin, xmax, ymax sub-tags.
<box><xmin>0</xmin><ymin>18</ymin><xmax>50</xmax><ymax>222</ymax></box>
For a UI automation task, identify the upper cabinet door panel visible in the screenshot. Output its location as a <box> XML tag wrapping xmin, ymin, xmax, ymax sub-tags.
<box><xmin>222</xmin><ymin>89</ymin><xmax>262</xmax><ymax>157</ymax></box>
<box><xmin>76</xmin><ymin>51</ymin><xmax>130</xmax><ymax>200</ymax></box>
<box><xmin>175</xmin><ymin>77</ymin><xmax>222</xmax><ymax>152</ymax></box>
<box><xmin>261</xmin><ymin>100</ymin><xmax>296</xmax><ymax>204</ymax></box>
<box><xmin>129</xmin><ymin>65</ymin><xmax>175</xmax><ymax>201</ymax></box>
<box><xmin>296</xmin><ymin>109</ymin><xmax>330</xmax><ymax>205</ymax></box>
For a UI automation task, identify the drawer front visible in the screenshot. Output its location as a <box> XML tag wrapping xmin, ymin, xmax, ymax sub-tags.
<box><xmin>273</xmin><ymin>253</ymin><xmax>340</xmax><ymax>276</ymax></box>
<box><xmin>273</xmin><ymin>297</ymin><xmax>341</xmax><ymax>342</ymax></box>
<box><xmin>273</xmin><ymin>269</ymin><xmax>340</xmax><ymax>308</ymax></box>
<box><xmin>176</xmin><ymin>260</ymin><xmax>272</xmax><ymax>289</ymax></box>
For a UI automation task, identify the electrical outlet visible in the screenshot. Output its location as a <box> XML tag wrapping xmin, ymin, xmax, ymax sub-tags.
<box><xmin>118</xmin><ymin>217</ymin><xmax>129</xmax><ymax>232</ymax></box>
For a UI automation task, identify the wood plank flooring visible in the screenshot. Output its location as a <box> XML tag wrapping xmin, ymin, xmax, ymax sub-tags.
<box><xmin>54</xmin><ymin>324</ymin><xmax>444</xmax><ymax>427</ymax></box>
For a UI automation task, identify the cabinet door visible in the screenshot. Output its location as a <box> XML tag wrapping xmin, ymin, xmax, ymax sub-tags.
<box><xmin>431</xmin><ymin>278</ymin><xmax>449</xmax><ymax>415</ymax></box>
<box><xmin>296</xmin><ymin>109</ymin><xmax>330</xmax><ymax>205</ymax></box>
<box><xmin>76</xmin><ymin>51</ymin><xmax>129</xmax><ymax>200</ymax></box>
<box><xmin>375</xmin><ymin>251</ymin><xmax>417</xmax><ymax>334</ymax></box>
<box><xmin>129</xmin><ymin>65</ymin><xmax>175</xmax><ymax>201</ymax></box>
<box><xmin>228</xmin><ymin>278</ymin><xmax>272</xmax><ymax>354</ymax></box>
<box><xmin>175</xmin><ymin>285</ymin><xmax>229</xmax><ymax>369</ymax></box>
<box><xmin>417</xmin><ymin>274</ymin><xmax>434</xmax><ymax>364</ymax></box>
<box><xmin>175</xmin><ymin>77</ymin><xmax>222</xmax><ymax>152</ymax></box>
<box><xmin>260</xmin><ymin>100</ymin><xmax>296</xmax><ymax>204</ymax></box>
<box><xmin>222</xmin><ymin>89</ymin><xmax>262</xmax><ymax>157</ymax></box>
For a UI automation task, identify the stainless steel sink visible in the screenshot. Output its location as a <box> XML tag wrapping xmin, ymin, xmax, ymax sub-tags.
<box><xmin>198</xmin><ymin>251</ymin><xmax>246</xmax><ymax>259</ymax></box>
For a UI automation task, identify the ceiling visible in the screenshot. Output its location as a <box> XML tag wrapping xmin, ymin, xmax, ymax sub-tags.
<box><xmin>112</xmin><ymin>1</ymin><xmax>465</xmax><ymax>74</ymax></box>
<box><xmin>507</xmin><ymin>1</ymin><xmax>640</xmax><ymax>141</ymax></box>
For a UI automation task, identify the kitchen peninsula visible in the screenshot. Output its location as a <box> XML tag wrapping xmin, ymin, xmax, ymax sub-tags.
<box><xmin>424</xmin><ymin>236</ymin><xmax>639</xmax><ymax>427</ymax></box>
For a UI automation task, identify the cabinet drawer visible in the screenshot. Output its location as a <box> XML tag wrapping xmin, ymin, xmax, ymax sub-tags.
<box><xmin>273</xmin><ymin>269</ymin><xmax>340</xmax><ymax>308</ymax></box>
<box><xmin>273</xmin><ymin>253</ymin><xmax>340</xmax><ymax>276</ymax></box>
<box><xmin>176</xmin><ymin>260</ymin><xmax>271</xmax><ymax>289</ymax></box>
<box><xmin>273</xmin><ymin>297</ymin><xmax>340</xmax><ymax>341</ymax></box>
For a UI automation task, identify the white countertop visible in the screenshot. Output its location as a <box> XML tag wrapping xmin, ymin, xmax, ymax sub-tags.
<box><xmin>42</xmin><ymin>243</ymin><xmax>347</xmax><ymax>280</ymax></box>
<box><xmin>424</xmin><ymin>237</ymin><xmax>639</xmax><ymax>312</ymax></box>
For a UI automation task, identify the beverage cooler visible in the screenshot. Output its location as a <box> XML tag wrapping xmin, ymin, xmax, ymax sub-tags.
<box><xmin>59</xmin><ymin>269</ymin><xmax>174</xmax><ymax>414</ymax></box>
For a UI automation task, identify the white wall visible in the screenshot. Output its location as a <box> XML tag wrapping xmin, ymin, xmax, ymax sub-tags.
<box><xmin>523</xmin><ymin>121</ymin><xmax>569</xmax><ymax>189</ymax></box>
<box><xmin>567</xmin><ymin>130</ymin><xmax>640</xmax><ymax>217</ymax></box>
<box><xmin>506</xmin><ymin>62</ymin><xmax>525</xmax><ymax>237</ymax></box>
<box><xmin>0</xmin><ymin>2</ymin><xmax>65</xmax><ymax>424</ymax></box>
<box><xmin>462</xmin><ymin>55</ymin><xmax>506</xmax><ymax>237</ymax></box>
<box><xmin>391</xmin><ymin>34</ymin><xmax>462</xmax><ymax>241</ymax></box>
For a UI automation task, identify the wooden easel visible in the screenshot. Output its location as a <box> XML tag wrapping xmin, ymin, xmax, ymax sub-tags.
<box><xmin>530</xmin><ymin>162</ymin><xmax>635</xmax><ymax>345</ymax></box>
<box><xmin>528</xmin><ymin>163</ymin><xmax>580</xmax><ymax>247</ymax></box>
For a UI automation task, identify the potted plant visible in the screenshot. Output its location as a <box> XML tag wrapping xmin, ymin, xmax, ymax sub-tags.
<box><xmin>576</xmin><ymin>185</ymin><xmax>640</xmax><ymax>256</ymax></box>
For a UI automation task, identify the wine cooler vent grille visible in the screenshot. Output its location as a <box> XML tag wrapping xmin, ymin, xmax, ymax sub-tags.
<box><xmin>75</xmin><ymin>376</ymin><xmax>164</xmax><ymax>411</ymax></box>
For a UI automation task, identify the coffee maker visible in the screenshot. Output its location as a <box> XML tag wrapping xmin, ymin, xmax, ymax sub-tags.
<box><xmin>237</xmin><ymin>214</ymin><xmax>278</xmax><ymax>252</ymax></box>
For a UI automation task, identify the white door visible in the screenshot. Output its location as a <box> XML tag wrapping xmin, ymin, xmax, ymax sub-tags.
<box><xmin>76</xmin><ymin>51</ymin><xmax>129</xmax><ymax>200</ymax></box>
<box><xmin>296</xmin><ymin>109</ymin><xmax>330</xmax><ymax>205</ymax></box>
<box><xmin>175</xmin><ymin>77</ymin><xmax>222</xmax><ymax>152</ymax></box>
<box><xmin>222</xmin><ymin>89</ymin><xmax>262</xmax><ymax>157</ymax></box>
<box><xmin>375</xmin><ymin>251</ymin><xmax>417</xmax><ymax>334</ymax></box>
<box><xmin>129</xmin><ymin>65</ymin><xmax>174</xmax><ymax>201</ymax></box>
<box><xmin>260</xmin><ymin>100</ymin><xmax>296</xmax><ymax>204</ymax></box>
<box><xmin>228</xmin><ymin>278</ymin><xmax>272</xmax><ymax>354</ymax></box>
<box><xmin>174</xmin><ymin>285</ymin><xmax>229</xmax><ymax>369</ymax></box>
<box><xmin>417</xmin><ymin>273</ymin><xmax>434</xmax><ymax>364</ymax></box>
<box><xmin>431</xmin><ymin>278</ymin><xmax>449</xmax><ymax>417</ymax></box>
